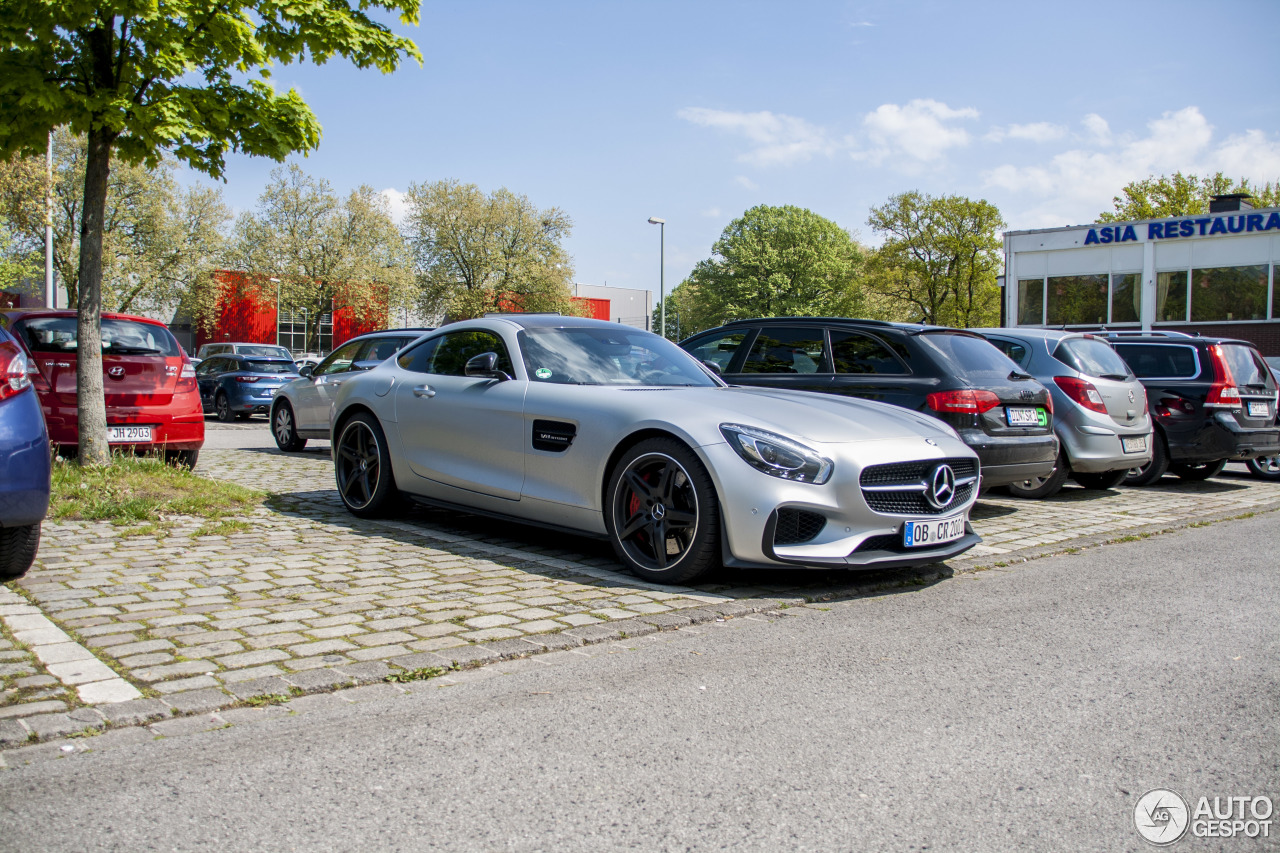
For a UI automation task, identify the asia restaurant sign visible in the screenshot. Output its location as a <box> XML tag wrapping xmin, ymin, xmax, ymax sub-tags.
<box><xmin>1083</xmin><ymin>210</ymin><xmax>1280</xmax><ymax>245</ymax></box>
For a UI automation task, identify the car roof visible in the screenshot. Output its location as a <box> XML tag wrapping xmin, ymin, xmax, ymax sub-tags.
<box><xmin>707</xmin><ymin>316</ymin><xmax>984</xmax><ymax>336</ymax></box>
<box><xmin>1</xmin><ymin>308</ymin><xmax>169</xmax><ymax>328</ymax></box>
<box><xmin>481</xmin><ymin>315</ymin><xmax>634</xmax><ymax>332</ymax></box>
<box><xmin>971</xmin><ymin>328</ymin><xmax>1100</xmax><ymax>343</ymax></box>
<box><xmin>1104</xmin><ymin>333</ymin><xmax>1257</xmax><ymax>349</ymax></box>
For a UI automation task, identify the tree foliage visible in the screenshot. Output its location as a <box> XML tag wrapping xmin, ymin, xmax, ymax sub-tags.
<box><xmin>0</xmin><ymin>0</ymin><xmax>421</xmax><ymax>463</ymax></box>
<box><xmin>680</xmin><ymin>205</ymin><xmax>864</xmax><ymax>335</ymax></box>
<box><xmin>1098</xmin><ymin>172</ymin><xmax>1280</xmax><ymax>222</ymax></box>
<box><xmin>404</xmin><ymin>180</ymin><xmax>580</xmax><ymax>321</ymax></box>
<box><xmin>225</xmin><ymin>164</ymin><xmax>415</xmax><ymax>351</ymax></box>
<box><xmin>0</xmin><ymin>129</ymin><xmax>229</xmax><ymax>315</ymax></box>
<box><xmin>866</xmin><ymin>191</ymin><xmax>1004</xmax><ymax>327</ymax></box>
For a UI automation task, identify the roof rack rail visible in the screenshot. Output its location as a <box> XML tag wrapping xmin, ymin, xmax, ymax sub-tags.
<box><xmin>1102</xmin><ymin>330</ymin><xmax>1194</xmax><ymax>339</ymax></box>
<box><xmin>483</xmin><ymin>312</ymin><xmax>562</xmax><ymax>317</ymax></box>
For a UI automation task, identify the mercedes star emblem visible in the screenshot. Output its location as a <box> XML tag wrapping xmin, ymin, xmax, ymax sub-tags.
<box><xmin>928</xmin><ymin>464</ymin><xmax>956</xmax><ymax>510</ymax></box>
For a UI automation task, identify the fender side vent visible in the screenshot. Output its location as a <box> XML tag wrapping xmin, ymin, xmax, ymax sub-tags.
<box><xmin>532</xmin><ymin>419</ymin><xmax>577</xmax><ymax>452</ymax></box>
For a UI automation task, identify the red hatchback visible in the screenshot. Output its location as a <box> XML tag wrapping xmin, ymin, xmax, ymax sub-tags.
<box><xmin>1</xmin><ymin>310</ymin><xmax>204</xmax><ymax>466</ymax></box>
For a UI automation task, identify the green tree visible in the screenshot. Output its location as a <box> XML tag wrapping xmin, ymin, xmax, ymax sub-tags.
<box><xmin>225</xmin><ymin>164</ymin><xmax>415</xmax><ymax>351</ymax></box>
<box><xmin>866</xmin><ymin>191</ymin><xmax>1004</xmax><ymax>327</ymax></box>
<box><xmin>681</xmin><ymin>205</ymin><xmax>864</xmax><ymax>335</ymax></box>
<box><xmin>0</xmin><ymin>129</ymin><xmax>229</xmax><ymax>316</ymax></box>
<box><xmin>1099</xmin><ymin>172</ymin><xmax>1280</xmax><ymax>222</ymax></box>
<box><xmin>404</xmin><ymin>180</ymin><xmax>580</xmax><ymax>321</ymax></box>
<box><xmin>0</xmin><ymin>0</ymin><xmax>420</xmax><ymax>464</ymax></box>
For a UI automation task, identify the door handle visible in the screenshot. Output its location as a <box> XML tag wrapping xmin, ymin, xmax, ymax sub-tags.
<box><xmin>413</xmin><ymin>384</ymin><xmax>436</xmax><ymax>398</ymax></box>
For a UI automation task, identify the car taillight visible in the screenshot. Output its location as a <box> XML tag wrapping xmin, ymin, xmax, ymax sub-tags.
<box><xmin>1053</xmin><ymin>376</ymin><xmax>1107</xmax><ymax>414</ymax></box>
<box><xmin>0</xmin><ymin>342</ymin><xmax>33</xmax><ymax>401</ymax></box>
<box><xmin>234</xmin><ymin>375</ymin><xmax>260</xmax><ymax>383</ymax></box>
<box><xmin>176</xmin><ymin>361</ymin><xmax>197</xmax><ymax>391</ymax></box>
<box><xmin>1205</xmin><ymin>344</ymin><xmax>1241</xmax><ymax>408</ymax></box>
<box><xmin>926</xmin><ymin>389</ymin><xmax>1001</xmax><ymax>414</ymax></box>
<box><xmin>1155</xmin><ymin>397</ymin><xmax>1195</xmax><ymax>418</ymax></box>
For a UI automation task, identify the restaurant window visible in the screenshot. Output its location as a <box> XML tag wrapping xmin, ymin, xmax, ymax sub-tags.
<box><xmin>1046</xmin><ymin>274</ymin><xmax>1107</xmax><ymax>326</ymax></box>
<box><xmin>1110</xmin><ymin>273</ymin><xmax>1141</xmax><ymax>324</ymax></box>
<box><xmin>1017</xmin><ymin>278</ymin><xmax>1044</xmax><ymax>325</ymax></box>
<box><xmin>1155</xmin><ymin>271</ymin><xmax>1188</xmax><ymax>323</ymax></box>
<box><xmin>1189</xmin><ymin>264</ymin><xmax>1267</xmax><ymax>322</ymax></box>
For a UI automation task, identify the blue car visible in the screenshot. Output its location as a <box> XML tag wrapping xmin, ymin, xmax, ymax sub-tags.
<box><xmin>0</xmin><ymin>321</ymin><xmax>51</xmax><ymax>580</ymax></box>
<box><xmin>195</xmin><ymin>355</ymin><xmax>300</xmax><ymax>422</ymax></box>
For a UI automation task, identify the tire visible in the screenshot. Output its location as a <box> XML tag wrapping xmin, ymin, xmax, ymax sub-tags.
<box><xmin>0</xmin><ymin>523</ymin><xmax>41</xmax><ymax>581</ymax></box>
<box><xmin>215</xmin><ymin>392</ymin><xmax>233</xmax><ymax>423</ymax></box>
<box><xmin>334</xmin><ymin>413</ymin><xmax>396</xmax><ymax>518</ymax></box>
<box><xmin>1005</xmin><ymin>449</ymin><xmax>1070</xmax><ymax>499</ymax></box>
<box><xmin>164</xmin><ymin>449</ymin><xmax>200</xmax><ymax>469</ymax></box>
<box><xmin>1244</xmin><ymin>454</ymin><xmax>1280</xmax><ymax>481</ymax></box>
<box><xmin>605</xmin><ymin>437</ymin><xmax>720</xmax><ymax>584</ymax></box>
<box><xmin>1071</xmin><ymin>468</ymin><xmax>1129</xmax><ymax>490</ymax></box>
<box><xmin>1124</xmin><ymin>433</ymin><xmax>1169</xmax><ymax>486</ymax></box>
<box><xmin>272</xmin><ymin>402</ymin><xmax>307</xmax><ymax>452</ymax></box>
<box><xmin>1169</xmin><ymin>458</ymin><xmax>1227</xmax><ymax>481</ymax></box>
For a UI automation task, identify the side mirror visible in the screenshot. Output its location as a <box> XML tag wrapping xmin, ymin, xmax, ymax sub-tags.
<box><xmin>299</xmin><ymin>365</ymin><xmax>313</xmax><ymax>378</ymax></box>
<box><xmin>702</xmin><ymin>359</ymin><xmax>723</xmax><ymax>376</ymax></box>
<box><xmin>465</xmin><ymin>352</ymin><xmax>511</xmax><ymax>381</ymax></box>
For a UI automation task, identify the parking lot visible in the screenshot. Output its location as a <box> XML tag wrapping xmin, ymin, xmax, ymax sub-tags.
<box><xmin>2</xmin><ymin>420</ymin><xmax>1279</xmax><ymax>749</ymax></box>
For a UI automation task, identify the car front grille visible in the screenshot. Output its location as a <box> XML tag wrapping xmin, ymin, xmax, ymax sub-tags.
<box><xmin>859</xmin><ymin>458</ymin><xmax>978</xmax><ymax>515</ymax></box>
<box><xmin>773</xmin><ymin>509</ymin><xmax>826</xmax><ymax>546</ymax></box>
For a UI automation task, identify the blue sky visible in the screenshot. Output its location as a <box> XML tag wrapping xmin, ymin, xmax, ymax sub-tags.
<box><xmin>194</xmin><ymin>0</ymin><xmax>1280</xmax><ymax>301</ymax></box>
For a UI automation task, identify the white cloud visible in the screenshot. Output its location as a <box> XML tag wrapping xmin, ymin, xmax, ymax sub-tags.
<box><xmin>852</xmin><ymin>99</ymin><xmax>979</xmax><ymax>165</ymax></box>
<box><xmin>380</xmin><ymin>188</ymin><xmax>409</xmax><ymax>224</ymax></box>
<box><xmin>701</xmin><ymin>207</ymin><xmax>722</xmax><ymax>218</ymax></box>
<box><xmin>984</xmin><ymin>106</ymin><xmax>1280</xmax><ymax>227</ymax></box>
<box><xmin>986</xmin><ymin>121</ymin><xmax>1067</xmax><ymax>143</ymax></box>
<box><xmin>734</xmin><ymin>175</ymin><xmax>759</xmax><ymax>190</ymax></box>
<box><xmin>677</xmin><ymin>107</ymin><xmax>836</xmax><ymax>166</ymax></box>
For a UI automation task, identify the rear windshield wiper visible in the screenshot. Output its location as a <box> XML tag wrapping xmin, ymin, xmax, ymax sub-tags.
<box><xmin>107</xmin><ymin>345</ymin><xmax>163</xmax><ymax>355</ymax></box>
<box><xmin>1099</xmin><ymin>373</ymin><xmax>1130</xmax><ymax>381</ymax></box>
<box><xmin>1008</xmin><ymin>370</ymin><xmax>1034</xmax><ymax>381</ymax></box>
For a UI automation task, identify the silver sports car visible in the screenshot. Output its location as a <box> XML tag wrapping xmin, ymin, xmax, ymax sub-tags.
<box><xmin>329</xmin><ymin>315</ymin><xmax>982</xmax><ymax>584</ymax></box>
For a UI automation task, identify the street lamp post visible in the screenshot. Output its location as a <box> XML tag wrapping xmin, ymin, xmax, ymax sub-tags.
<box><xmin>647</xmin><ymin>217</ymin><xmax>665</xmax><ymax>338</ymax></box>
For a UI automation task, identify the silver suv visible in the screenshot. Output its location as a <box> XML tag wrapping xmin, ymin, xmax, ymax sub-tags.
<box><xmin>974</xmin><ymin>329</ymin><xmax>1153</xmax><ymax>498</ymax></box>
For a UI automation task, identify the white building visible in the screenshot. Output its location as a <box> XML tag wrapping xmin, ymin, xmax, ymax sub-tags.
<box><xmin>1003</xmin><ymin>195</ymin><xmax>1280</xmax><ymax>355</ymax></box>
<box><xmin>571</xmin><ymin>282</ymin><xmax>652</xmax><ymax>330</ymax></box>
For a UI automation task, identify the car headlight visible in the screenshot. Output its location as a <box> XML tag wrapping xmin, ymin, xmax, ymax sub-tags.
<box><xmin>719</xmin><ymin>424</ymin><xmax>833</xmax><ymax>484</ymax></box>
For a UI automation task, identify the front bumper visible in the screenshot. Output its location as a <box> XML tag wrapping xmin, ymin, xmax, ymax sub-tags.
<box><xmin>700</xmin><ymin>438</ymin><xmax>981</xmax><ymax>570</ymax></box>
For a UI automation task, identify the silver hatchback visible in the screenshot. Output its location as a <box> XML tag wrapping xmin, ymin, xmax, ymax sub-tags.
<box><xmin>974</xmin><ymin>329</ymin><xmax>1153</xmax><ymax>498</ymax></box>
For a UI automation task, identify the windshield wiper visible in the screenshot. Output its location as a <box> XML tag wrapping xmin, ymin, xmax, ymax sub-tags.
<box><xmin>1100</xmin><ymin>373</ymin><xmax>1130</xmax><ymax>381</ymax></box>
<box><xmin>1008</xmin><ymin>370</ymin><xmax>1034</xmax><ymax>381</ymax></box>
<box><xmin>108</xmin><ymin>345</ymin><xmax>162</xmax><ymax>355</ymax></box>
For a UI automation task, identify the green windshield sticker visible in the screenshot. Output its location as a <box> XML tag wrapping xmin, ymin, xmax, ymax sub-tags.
<box><xmin>535</xmin><ymin>367</ymin><xmax>552</xmax><ymax>379</ymax></box>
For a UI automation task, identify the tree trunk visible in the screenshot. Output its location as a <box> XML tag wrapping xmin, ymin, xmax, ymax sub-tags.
<box><xmin>75</xmin><ymin>127</ymin><xmax>114</xmax><ymax>465</ymax></box>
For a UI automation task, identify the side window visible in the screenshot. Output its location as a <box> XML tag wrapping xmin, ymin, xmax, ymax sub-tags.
<box><xmin>195</xmin><ymin>358</ymin><xmax>219</xmax><ymax>376</ymax></box>
<box><xmin>313</xmin><ymin>340</ymin><xmax>363</xmax><ymax>377</ymax></box>
<box><xmin>740</xmin><ymin>327</ymin><xmax>828</xmax><ymax>375</ymax></box>
<box><xmin>685</xmin><ymin>331</ymin><xmax>751</xmax><ymax>373</ymax></box>
<box><xmin>1113</xmin><ymin>344</ymin><xmax>1198</xmax><ymax>379</ymax></box>
<box><xmin>397</xmin><ymin>336</ymin><xmax>443</xmax><ymax>373</ymax></box>
<box><xmin>427</xmin><ymin>330</ymin><xmax>514</xmax><ymax>377</ymax></box>
<box><xmin>987</xmin><ymin>338</ymin><xmax>1029</xmax><ymax>368</ymax></box>
<box><xmin>829</xmin><ymin>331</ymin><xmax>908</xmax><ymax>375</ymax></box>
<box><xmin>368</xmin><ymin>337</ymin><xmax>407</xmax><ymax>362</ymax></box>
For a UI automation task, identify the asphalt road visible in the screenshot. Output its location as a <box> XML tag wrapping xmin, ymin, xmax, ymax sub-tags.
<box><xmin>2</xmin><ymin>511</ymin><xmax>1276</xmax><ymax>851</ymax></box>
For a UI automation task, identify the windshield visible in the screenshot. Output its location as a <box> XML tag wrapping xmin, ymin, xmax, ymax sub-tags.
<box><xmin>519</xmin><ymin>327</ymin><xmax>720</xmax><ymax>387</ymax></box>
<box><xmin>238</xmin><ymin>345</ymin><xmax>292</xmax><ymax>358</ymax></box>
<box><xmin>916</xmin><ymin>331</ymin><xmax>1020</xmax><ymax>384</ymax></box>
<box><xmin>243</xmin><ymin>359</ymin><xmax>299</xmax><ymax>375</ymax></box>
<box><xmin>16</xmin><ymin>316</ymin><xmax>181</xmax><ymax>356</ymax></box>
<box><xmin>1054</xmin><ymin>337</ymin><xmax>1132</xmax><ymax>379</ymax></box>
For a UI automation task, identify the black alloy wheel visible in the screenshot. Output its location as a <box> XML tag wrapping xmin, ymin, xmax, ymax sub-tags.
<box><xmin>1124</xmin><ymin>433</ymin><xmax>1169</xmax><ymax>487</ymax></box>
<box><xmin>606</xmin><ymin>437</ymin><xmax>719</xmax><ymax>584</ymax></box>
<box><xmin>1169</xmin><ymin>459</ymin><xmax>1227</xmax><ymax>481</ymax></box>
<box><xmin>1072</xmin><ymin>468</ymin><xmax>1129</xmax><ymax>490</ymax></box>
<box><xmin>1245</xmin><ymin>454</ymin><xmax>1280</xmax><ymax>481</ymax></box>
<box><xmin>214</xmin><ymin>391</ymin><xmax>233</xmax><ymax>423</ymax></box>
<box><xmin>335</xmin><ymin>413</ymin><xmax>395</xmax><ymax>517</ymax></box>
<box><xmin>272</xmin><ymin>402</ymin><xmax>307</xmax><ymax>452</ymax></box>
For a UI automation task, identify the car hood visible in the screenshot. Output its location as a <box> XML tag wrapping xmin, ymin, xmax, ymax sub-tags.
<box><xmin>666</xmin><ymin>386</ymin><xmax>959</xmax><ymax>445</ymax></box>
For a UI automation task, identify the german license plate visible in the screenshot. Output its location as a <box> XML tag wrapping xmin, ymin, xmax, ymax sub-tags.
<box><xmin>1006</xmin><ymin>407</ymin><xmax>1039</xmax><ymax>426</ymax></box>
<box><xmin>107</xmin><ymin>425</ymin><xmax>153</xmax><ymax>443</ymax></box>
<box><xmin>903</xmin><ymin>513</ymin><xmax>967</xmax><ymax>548</ymax></box>
<box><xmin>1247</xmin><ymin>401</ymin><xmax>1270</xmax><ymax>418</ymax></box>
<box><xmin>1121</xmin><ymin>435</ymin><xmax>1148</xmax><ymax>454</ymax></box>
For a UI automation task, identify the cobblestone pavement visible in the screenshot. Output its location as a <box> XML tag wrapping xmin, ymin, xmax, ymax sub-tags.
<box><xmin>2</xmin><ymin>441</ymin><xmax>1278</xmax><ymax>752</ymax></box>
